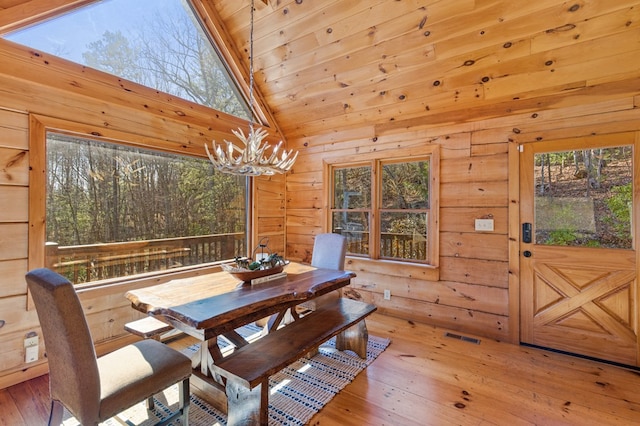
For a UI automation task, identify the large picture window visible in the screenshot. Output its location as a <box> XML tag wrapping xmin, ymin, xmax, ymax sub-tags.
<box><xmin>43</xmin><ymin>132</ymin><xmax>247</xmax><ymax>284</ymax></box>
<box><xmin>4</xmin><ymin>0</ymin><xmax>251</xmax><ymax>121</ymax></box>
<box><xmin>330</xmin><ymin>155</ymin><xmax>437</xmax><ymax>265</ymax></box>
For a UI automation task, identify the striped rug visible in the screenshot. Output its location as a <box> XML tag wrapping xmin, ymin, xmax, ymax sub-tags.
<box><xmin>62</xmin><ymin>334</ymin><xmax>391</xmax><ymax>426</ymax></box>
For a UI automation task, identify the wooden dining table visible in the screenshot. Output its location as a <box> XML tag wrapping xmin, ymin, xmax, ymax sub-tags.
<box><xmin>125</xmin><ymin>262</ymin><xmax>356</xmax><ymax>392</ymax></box>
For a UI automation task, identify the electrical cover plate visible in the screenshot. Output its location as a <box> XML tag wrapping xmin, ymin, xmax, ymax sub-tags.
<box><xmin>475</xmin><ymin>219</ymin><xmax>494</xmax><ymax>232</ymax></box>
<box><xmin>25</xmin><ymin>344</ymin><xmax>38</xmax><ymax>363</ymax></box>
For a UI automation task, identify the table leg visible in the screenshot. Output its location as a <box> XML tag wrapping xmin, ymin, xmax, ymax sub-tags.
<box><xmin>221</xmin><ymin>330</ymin><xmax>250</xmax><ymax>348</ymax></box>
<box><xmin>190</xmin><ymin>337</ymin><xmax>224</xmax><ymax>383</ymax></box>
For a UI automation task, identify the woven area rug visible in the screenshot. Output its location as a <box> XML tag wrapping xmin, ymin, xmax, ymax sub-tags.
<box><xmin>62</xmin><ymin>333</ymin><xmax>390</xmax><ymax>426</ymax></box>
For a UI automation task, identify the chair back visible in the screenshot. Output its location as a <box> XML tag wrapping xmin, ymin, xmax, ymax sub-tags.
<box><xmin>26</xmin><ymin>268</ymin><xmax>101</xmax><ymax>423</ymax></box>
<box><xmin>311</xmin><ymin>233</ymin><xmax>347</xmax><ymax>270</ymax></box>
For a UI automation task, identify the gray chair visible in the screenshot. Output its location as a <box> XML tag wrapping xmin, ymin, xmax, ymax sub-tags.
<box><xmin>311</xmin><ymin>232</ymin><xmax>347</xmax><ymax>270</ymax></box>
<box><xmin>302</xmin><ymin>233</ymin><xmax>348</xmax><ymax>311</ymax></box>
<box><xmin>25</xmin><ymin>268</ymin><xmax>191</xmax><ymax>426</ymax></box>
<box><xmin>306</xmin><ymin>232</ymin><xmax>368</xmax><ymax>357</ymax></box>
<box><xmin>265</xmin><ymin>233</ymin><xmax>349</xmax><ymax>330</ymax></box>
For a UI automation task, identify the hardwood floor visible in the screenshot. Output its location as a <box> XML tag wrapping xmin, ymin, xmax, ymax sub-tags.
<box><xmin>2</xmin><ymin>313</ymin><xmax>639</xmax><ymax>425</ymax></box>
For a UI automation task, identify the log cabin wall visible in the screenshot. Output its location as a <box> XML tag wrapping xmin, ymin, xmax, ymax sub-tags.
<box><xmin>254</xmin><ymin>0</ymin><xmax>640</xmax><ymax>344</ymax></box>
<box><xmin>0</xmin><ymin>0</ymin><xmax>640</xmax><ymax>387</ymax></box>
<box><xmin>285</xmin><ymin>95</ymin><xmax>640</xmax><ymax>344</ymax></box>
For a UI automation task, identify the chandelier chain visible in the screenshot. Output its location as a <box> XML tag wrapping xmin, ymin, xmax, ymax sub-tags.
<box><xmin>204</xmin><ymin>0</ymin><xmax>298</xmax><ymax>176</ymax></box>
<box><xmin>248</xmin><ymin>0</ymin><xmax>255</xmax><ymax>129</ymax></box>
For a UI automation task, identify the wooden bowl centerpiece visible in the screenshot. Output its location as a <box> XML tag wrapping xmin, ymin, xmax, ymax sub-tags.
<box><xmin>221</xmin><ymin>253</ymin><xmax>287</xmax><ymax>284</ymax></box>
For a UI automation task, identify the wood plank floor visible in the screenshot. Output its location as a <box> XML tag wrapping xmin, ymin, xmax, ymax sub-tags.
<box><xmin>1</xmin><ymin>313</ymin><xmax>639</xmax><ymax>425</ymax></box>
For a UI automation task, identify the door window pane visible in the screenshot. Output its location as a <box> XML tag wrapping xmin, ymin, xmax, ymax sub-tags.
<box><xmin>534</xmin><ymin>147</ymin><xmax>632</xmax><ymax>249</ymax></box>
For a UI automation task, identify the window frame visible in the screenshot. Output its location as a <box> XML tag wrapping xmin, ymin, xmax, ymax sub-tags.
<box><xmin>325</xmin><ymin>146</ymin><xmax>440</xmax><ymax>278</ymax></box>
<box><xmin>28</xmin><ymin>114</ymin><xmax>251</xmax><ymax>291</ymax></box>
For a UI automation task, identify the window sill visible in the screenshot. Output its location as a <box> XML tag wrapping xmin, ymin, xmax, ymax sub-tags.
<box><xmin>344</xmin><ymin>257</ymin><xmax>439</xmax><ymax>281</ymax></box>
<box><xmin>74</xmin><ymin>262</ymin><xmax>226</xmax><ymax>295</ymax></box>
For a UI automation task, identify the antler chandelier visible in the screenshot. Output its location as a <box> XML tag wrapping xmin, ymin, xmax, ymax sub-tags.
<box><xmin>205</xmin><ymin>0</ymin><xmax>298</xmax><ymax>176</ymax></box>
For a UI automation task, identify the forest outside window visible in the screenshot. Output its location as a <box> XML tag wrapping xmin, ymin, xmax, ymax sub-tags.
<box><xmin>330</xmin><ymin>156</ymin><xmax>437</xmax><ymax>265</ymax></box>
<box><xmin>44</xmin><ymin>132</ymin><xmax>247</xmax><ymax>285</ymax></box>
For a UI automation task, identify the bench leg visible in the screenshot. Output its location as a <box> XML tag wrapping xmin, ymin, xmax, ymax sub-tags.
<box><xmin>225</xmin><ymin>379</ymin><xmax>269</xmax><ymax>426</ymax></box>
<box><xmin>305</xmin><ymin>346</ymin><xmax>320</xmax><ymax>358</ymax></box>
<box><xmin>336</xmin><ymin>319</ymin><xmax>369</xmax><ymax>359</ymax></box>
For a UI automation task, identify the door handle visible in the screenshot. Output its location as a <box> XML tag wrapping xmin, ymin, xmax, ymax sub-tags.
<box><xmin>523</xmin><ymin>250</ymin><xmax>532</xmax><ymax>257</ymax></box>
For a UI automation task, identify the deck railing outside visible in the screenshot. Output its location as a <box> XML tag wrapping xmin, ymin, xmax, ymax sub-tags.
<box><xmin>46</xmin><ymin>233</ymin><xmax>245</xmax><ymax>284</ymax></box>
<box><xmin>343</xmin><ymin>231</ymin><xmax>427</xmax><ymax>261</ymax></box>
<box><xmin>46</xmin><ymin>231</ymin><xmax>423</xmax><ymax>284</ymax></box>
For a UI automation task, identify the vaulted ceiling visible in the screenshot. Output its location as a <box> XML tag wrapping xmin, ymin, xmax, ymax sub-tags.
<box><xmin>1</xmin><ymin>0</ymin><xmax>638</xmax><ymax>143</ymax></box>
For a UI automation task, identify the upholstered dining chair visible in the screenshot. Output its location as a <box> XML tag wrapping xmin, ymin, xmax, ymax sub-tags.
<box><xmin>264</xmin><ymin>233</ymin><xmax>349</xmax><ymax>330</ymax></box>
<box><xmin>301</xmin><ymin>232</ymin><xmax>348</xmax><ymax>311</ymax></box>
<box><xmin>25</xmin><ymin>268</ymin><xmax>192</xmax><ymax>426</ymax></box>
<box><xmin>311</xmin><ymin>232</ymin><xmax>348</xmax><ymax>270</ymax></box>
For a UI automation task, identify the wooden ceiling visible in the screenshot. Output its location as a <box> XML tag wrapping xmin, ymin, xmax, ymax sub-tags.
<box><xmin>1</xmin><ymin>0</ymin><xmax>639</xmax><ymax>143</ymax></box>
<box><xmin>210</xmin><ymin>0</ymin><xmax>640</xmax><ymax>142</ymax></box>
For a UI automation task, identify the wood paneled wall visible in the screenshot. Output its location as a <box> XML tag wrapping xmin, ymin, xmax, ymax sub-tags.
<box><xmin>284</xmin><ymin>117</ymin><xmax>514</xmax><ymax>341</ymax></box>
<box><xmin>284</xmin><ymin>95</ymin><xmax>640</xmax><ymax>344</ymax></box>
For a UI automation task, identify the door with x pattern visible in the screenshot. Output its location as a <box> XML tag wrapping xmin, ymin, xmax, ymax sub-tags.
<box><xmin>519</xmin><ymin>132</ymin><xmax>639</xmax><ymax>366</ymax></box>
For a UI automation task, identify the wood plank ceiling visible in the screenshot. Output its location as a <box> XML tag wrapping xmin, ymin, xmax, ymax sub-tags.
<box><xmin>211</xmin><ymin>0</ymin><xmax>640</xmax><ymax>142</ymax></box>
<box><xmin>1</xmin><ymin>0</ymin><xmax>639</xmax><ymax>143</ymax></box>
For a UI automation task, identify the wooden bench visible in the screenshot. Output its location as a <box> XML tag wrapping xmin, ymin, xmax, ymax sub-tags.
<box><xmin>124</xmin><ymin>316</ymin><xmax>176</xmax><ymax>341</ymax></box>
<box><xmin>210</xmin><ymin>297</ymin><xmax>376</xmax><ymax>425</ymax></box>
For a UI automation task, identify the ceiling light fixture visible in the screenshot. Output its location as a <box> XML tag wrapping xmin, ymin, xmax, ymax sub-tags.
<box><xmin>205</xmin><ymin>0</ymin><xmax>297</xmax><ymax>176</ymax></box>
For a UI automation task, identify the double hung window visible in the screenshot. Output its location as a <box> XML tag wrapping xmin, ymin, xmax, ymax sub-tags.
<box><xmin>330</xmin><ymin>153</ymin><xmax>438</xmax><ymax>266</ymax></box>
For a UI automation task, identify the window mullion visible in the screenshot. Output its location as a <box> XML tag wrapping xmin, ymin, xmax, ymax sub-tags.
<box><xmin>371</xmin><ymin>160</ymin><xmax>380</xmax><ymax>259</ymax></box>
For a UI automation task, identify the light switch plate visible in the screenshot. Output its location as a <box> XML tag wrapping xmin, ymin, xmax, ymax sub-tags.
<box><xmin>475</xmin><ymin>219</ymin><xmax>494</xmax><ymax>232</ymax></box>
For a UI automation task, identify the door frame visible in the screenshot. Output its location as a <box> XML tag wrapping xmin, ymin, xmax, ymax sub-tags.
<box><xmin>514</xmin><ymin>132</ymin><xmax>640</xmax><ymax>364</ymax></box>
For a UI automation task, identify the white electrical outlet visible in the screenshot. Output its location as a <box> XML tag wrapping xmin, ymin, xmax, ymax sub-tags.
<box><xmin>475</xmin><ymin>218</ymin><xmax>494</xmax><ymax>232</ymax></box>
<box><xmin>25</xmin><ymin>345</ymin><xmax>39</xmax><ymax>363</ymax></box>
<box><xmin>24</xmin><ymin>335</ymin><xmax>39</xmax><ymax>363</ymax></box>
<box><xmin>383</xmin><ymin>289</ymin><xmax>391</xmax><ymax>300</ymax></box>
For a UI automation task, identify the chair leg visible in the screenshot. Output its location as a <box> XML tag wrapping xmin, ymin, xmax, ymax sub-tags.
<box><xmin>179</xmin><ymin>377</ymin><xmax>190</xmax><ymax>426</ymax></box>
<box><xmin>48</xmin><ymin>400</ymin><xmax>64</xmax><ymax>426</ymax></box>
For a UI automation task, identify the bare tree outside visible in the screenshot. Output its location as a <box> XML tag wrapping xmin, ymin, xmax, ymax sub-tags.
<box><xmin>81</xmin><ymin>0</ymin><xmax>249</xmax><ymax>118</ymax></box>
<box><xmin>46</xmin><ymin>133</ymin><xmax>247</xmax><ymax>283</ymax></box>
